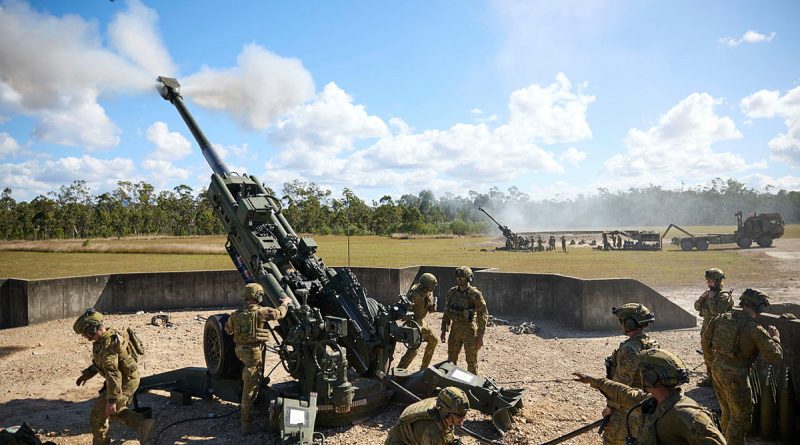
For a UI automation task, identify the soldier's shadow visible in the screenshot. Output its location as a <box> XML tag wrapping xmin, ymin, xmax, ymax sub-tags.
<box><xmin>0</xmin><ymin>397</ymin><xmax>94</xmax><ymax>438</ymax></box>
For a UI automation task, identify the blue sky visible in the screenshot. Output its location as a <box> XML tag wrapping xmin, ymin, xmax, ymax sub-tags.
<box><xmin>1</xmin><ymin>0</ymin><xmax>798</xmax><ymax>202</ymax></box>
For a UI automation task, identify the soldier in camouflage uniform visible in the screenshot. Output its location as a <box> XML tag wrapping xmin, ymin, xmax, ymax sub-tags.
<box><xmin>224</xmin><ymin>283</ymin><xmax>290</xmax><ymax>434</ymax></box>
<box><xmin>574</xmin><ymin>349</ymin><xmax>725</xmax><ymax>445</ymax></box>
<box><xmin>398</xmin><ymin>273</ymin><xmax>439</xmax><ymax>370</ymax></box>
<box><xmin>385</xmin><ymin>386</ymin><xmax>469</xmax><ymax>445</ymax></box>
<box><xmin>74</xmin><ymin>309</ymin><xmax>154</xmax><ymax>445</ymax></box>
<box><xmin>703</xmin><ymin>288</ymin><xmax>782</xmax><ymax>445</ymax></box>
<box><xmin>602</xmin><ymin>304</ymin><xmax>659</xmax><ymax>445</ymax></box>
<box><xmin>694</xmin><ymin>268</ymin><xmax>734</xmax><ymax>386</ymax></box>
<box><xmin>440</xmin><ymin>266</ymin><xmax>488</xmax><ymax>374</ymax></box>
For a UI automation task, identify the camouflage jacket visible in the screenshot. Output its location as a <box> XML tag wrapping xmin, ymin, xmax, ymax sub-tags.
<box><xmin>612</xmin><ymin>332</ymin><xmax>660</xmax><ymax>388</ymax></box>
<box><xmin>384</xmin><ymin>398</ymin><xmax>455</xmax><ymax>445</ymax></box>
<box><xmin>589</xmin><ymin>377</ymin><xmax>725</xmax><ymax>445</ymax></box>
<box><xmin>694</xmin><ymin>288</ymin><xmax>733</xmax><ymax>320</ymax></box>
<box><xmin>81</xmin><ymin>328</ymin><xmax>138</xmax><ymax>402</ymax></box>
<box><xmin>702</xmin><ymin>310</ymin><xmax>782</xmax><ymax>369</ymax></box>
<box><xmin>225</xmin><ymin>303</ymin><xmax>288</xmax><ymax>346</ymax></box>
<box><xmin>442</xmin><ymin>285</ymin><xmax>488</xmax><ymax>337</ymax></box>
<box><xmin>407</xmin><ymin>284</ymin><xmax>435</xmax><ymax>324</ymax></box>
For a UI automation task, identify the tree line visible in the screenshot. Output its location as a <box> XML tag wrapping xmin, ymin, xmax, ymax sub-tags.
<box><xmin>0</xmin><ymin>178</ymin><xmax>797</xmax><ymax>240</ymax></box>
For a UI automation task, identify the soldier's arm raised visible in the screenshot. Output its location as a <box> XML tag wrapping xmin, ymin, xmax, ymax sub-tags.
<box><xmin>754</xmin><ymin>324</ymin><xmax>782</xmax><ymax>364</ymax></box>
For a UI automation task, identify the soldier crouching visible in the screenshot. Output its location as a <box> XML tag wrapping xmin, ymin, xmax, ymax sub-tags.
<box><xmin>385</xmin><ymin>386</ymin><xmax>469</xmax><ymax>445</ymax></box>
<box><xmin>74</xmin><ymin>309</ymin><xmax>154</xmax><ymax>445</ymax></box>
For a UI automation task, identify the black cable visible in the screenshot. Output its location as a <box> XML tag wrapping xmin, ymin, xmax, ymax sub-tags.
<box><xmin>153</xmin><ymin>408</ymin><xmax>239</xmax><ymax>444</ymax></box>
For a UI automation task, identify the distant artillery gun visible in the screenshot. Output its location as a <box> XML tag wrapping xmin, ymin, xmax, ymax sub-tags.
<box><xmin>605</xmin><ymin>229</ymin><xmax>662</xmax><ymax>251</ymax></box>
<box><xmin>662</xmin><ymin>211</ymin><xmax>785</xmax><ymax>251</ymax></box>
<box><xmin>478</xmin><ymin>207</ymin><xmax>533</xmax><ymax>251</ymax></box>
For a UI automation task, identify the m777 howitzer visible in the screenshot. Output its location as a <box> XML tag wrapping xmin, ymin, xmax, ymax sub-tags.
<box><xmin>139</xmin><ymin>77</ymin><xmax>524</xmax><ymax>441</ymax></box>
<box><xmin>478</xmin><ymin>207</ymin><xmax>531</xmax><ymax>251</ymax></box>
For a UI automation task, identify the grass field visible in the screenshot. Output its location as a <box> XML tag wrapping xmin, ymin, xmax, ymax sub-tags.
<box><xmin>0</xmin><ymin>225</ymin><xmax>796</xmax><ymax>287</ymax></box>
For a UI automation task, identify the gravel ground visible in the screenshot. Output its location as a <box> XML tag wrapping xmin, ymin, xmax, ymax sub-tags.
<box><xmin>0</xmin><ymin>306</ymin><xmax>721</xmax><ymax>445</ymax></box>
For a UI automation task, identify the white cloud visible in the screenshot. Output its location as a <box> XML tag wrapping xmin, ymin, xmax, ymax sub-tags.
<box><xmin>265</xmin><ymin>74</ymin><xmax>592</xmax><ymax>193</ymax></box>
<box><xmin>741</xmin><ymin>86</ymin><xmax>800</xmax><ymax>166</ymax></box>
<box><xmin>470</xmin><ymin>108</ymin><xmax>483</xmax><ymax>115</ymax></box>
<box><xmin>0</xmin><ymin>155</ymin><xmax>137</xmax><ymax>200</ymax></box>
<box><xmin>740</xmin><ymin>173</ymin><xmax>800</xmax><ymax>192</ymax></box>
<box><xmin>601</xmin><ymin>92</ymin><xmax>758</xmax><ymax>185</ymax></box>
<box><xmin>182</xmin><ymin>44</ymin><xmax>315</xmax><ymax>130</ymax></box>
<box><xmin>0</xmin><ymin>132</ymin><xmax>20</xmax><ymax>158</ymax></box>
<box><xmin>141</xmin><ymin>159</ymin><xmax>190</xmax><ymax>187</ymax></box>
<box><xmin>719</xmin><ymin>30</ymin><xmax>776</xmax><ymax>47</ymax></box>
<box><xmin>33</xmin><ymin>89</ymin><xmax>121</xmax><ymax>150</ymax></box>
<box><xmin>108</xmin><ymin>0</ymin><xmax>176</xmax><ymax>78</ymax></box>
<box><xmin>0</xmin><ymin>0</ymin><xmax>171</xmax><ymax>149</ymax></box>
<box><xmin>560</xmin><ymin>147</ymin><xmax>587</xmax><ymax>164</ymax></box>
<box><xmin>145</xmin><ymin>121</ymin><xmax>191</xmax><ymax>161</ymax></box>
<box><xmin>507</xmin><ymin>73</ymin><xmax>594</xmax><ymax>144</ymax></box>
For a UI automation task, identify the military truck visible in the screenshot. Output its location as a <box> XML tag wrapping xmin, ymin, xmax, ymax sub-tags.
<box><xmin>663</xmin><ymin>211</ymin><xmax>785</xmax><ymax>251</ymax></box>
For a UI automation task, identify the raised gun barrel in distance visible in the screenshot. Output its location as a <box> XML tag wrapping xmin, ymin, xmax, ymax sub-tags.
<box><xmin>155</xmin><ymin>76</ymin><xmax>421</xmax><ymax>420</ymax></box>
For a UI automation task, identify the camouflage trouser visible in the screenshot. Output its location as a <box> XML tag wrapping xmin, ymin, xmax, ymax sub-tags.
<box><xmin>235</xmin><ymin>344</ymin><xmax>264</xmax><ymax>429</ymax></box>
<box><xmin>89</xmin><ymin>376</ymin><xmax>144</xmax><ymax>445</ymax></box>
<box><xmin>398</xmin><ymin>322</ymin><xmax>438</xmax><ymax>370</ymax></box>
<box><xmin>602</xmin><ymin>405</ymin><xmax>642</xmax><ymax>445</ymax></box>
<box><xmin>700</xmin><ymin>318</ymin><xmax>713</xmax><ymax>378</ymax></box>
<box><xmin>447</xmin><ymin>322</ymin><xmax>479</xmax><ymax>374</ymax></box>
<box><xmin>711</xmin><ymin>361</ymin><xmax>752</xmax><ymax>445</ymax></box>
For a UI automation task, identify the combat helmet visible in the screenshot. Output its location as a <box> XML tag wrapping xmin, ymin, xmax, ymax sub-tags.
<box><xmin>419</xmin><ymin>273</ymin><xmax>438</xmax><ymax>290</ymax></box>
<box><xmin>436</xmin><ymin>386</ymin><xmax>469</xmax><ymax>417</ymax></box>
<box><xmin>705</xmin><ymin>268</ymin><xmax>725</xmax><ymax>281</ymax></box>
<box><xmin>243</xmin><ymin>283</ymin><xmax>265</xmax><ymax>303</ymax></box>
<box><xmin>455</xmin><ymin>266</ymin><xmax>474</xmax><ymax>283</ymax></box>
<box><xmin>638</xmin><ymin>349</ymin><xmax>689</xmax><ymax>388</ymax></box>
<box><xmin>612</xmin><ymin>303</ymin><xmax>655</xmax><ymax>331</ymax></box>
<box><xmin>739</xmin><ymin>288</ymin><xmax>770</xmax><ymax>312</ymax></box>
<box><xmin>73</xmin><ymin>308</ymin><xmax>103</xmax><ymax>336</ymax></box>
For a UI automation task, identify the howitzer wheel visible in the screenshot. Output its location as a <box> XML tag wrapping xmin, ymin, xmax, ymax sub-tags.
<box><xmin>203</xmin><ymin>314</ymin><xmax>242</xmax><ymax>379</ymax></box>
<box><xmin>756</xmin><ymin>235</ymin><xmax>773</xmax><ymax>247</ymax></box>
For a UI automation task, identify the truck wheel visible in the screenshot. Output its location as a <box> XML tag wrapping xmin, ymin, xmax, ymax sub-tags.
<box><xmin>756</xmin><ymin>236</ymin><xmax>773</xmax><ymax>247</ymax></box>
<box><xmin>204</xmin><ymin>314</ymin><xmax>242</xmax><ymax>379</ymax></box>
<box><xmin>680</xmin><ymin>239</ymin><xmax>694</xmax><ymax>251</ymax></box>
<box><xmin>695</xmin><ymin>239</ymin><xmax>709</xmax><ymax>251</ymax></box>
<box><xmin>736</xmin><ymin>236</ymin><xmax>752</xmax><ymax>248</ymax></box>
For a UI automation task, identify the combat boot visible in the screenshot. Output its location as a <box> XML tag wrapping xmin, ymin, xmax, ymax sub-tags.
<box><xmin>137</xmin><ymin>417</ymin><xmax>155</xmax><ymax>444</ymax></box>
<box><xmin>698</xmin><ymin>376</ymin><xmax>714</xmax><ymax>387</ymax></box>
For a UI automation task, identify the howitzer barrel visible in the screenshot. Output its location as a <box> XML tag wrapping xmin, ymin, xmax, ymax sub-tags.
<box><xmin>478</xmin><ymin>207</ymin><xmax>503</xmax><ymax>227</ymax></box>
<box><xmin>156</xmin><ymin>76</ymin><xmax>230</xmax><ymax>177</ymax></box>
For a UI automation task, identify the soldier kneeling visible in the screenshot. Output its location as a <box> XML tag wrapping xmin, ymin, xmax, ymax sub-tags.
<box><xmin>385</xmin><ymin>386</ymin><xmax>469</xmax><ymax>445</ymax></box>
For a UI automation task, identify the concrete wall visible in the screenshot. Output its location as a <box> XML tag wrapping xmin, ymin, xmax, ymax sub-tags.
<box><xmin>1</xmin><ymin>266</ymin><xmax>695</xmax><ymax>332</ymax></box>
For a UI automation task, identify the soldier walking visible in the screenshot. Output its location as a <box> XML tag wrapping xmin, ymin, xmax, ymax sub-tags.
<box><xmin>694</xmin><ymin>268</ymin><xmax>733</xmax><ymax>386</ymax></box>
<box><xmin>385</xmin><ymin>386</ymin><xmax>469</xmax><ymax>445</ymax></box>
<box><xmin>74</xmin><ymin>309</ymin><xmax>154</xmax><ymax>445</ymax></box>
<box><xmin>440</xmin><ymin>266</ymin><xmax>488</xmax><ymax>374</ymax></box>
<box><xmin>702</xmin><ymin>288</ymin><xmax>782</xmax><ymax>445</ymax></box>
<box><xmin>574</xmin><ymin>349</ymin><xmax>725</xmax><ymax>445</ymax></box>
<box><xmin>225</xmin><ymin>283</ymin><xmax>290</xmax><ymax>434</ymax></box>
<box><xmin>602</xmin><ymin>304</ymin><xmax>659</xmax><ymax>445</ymax></box>
<box><xmin>398</xmin><ymin>273</ymin><xmax>439</xmax><ymax>371</ymax></box>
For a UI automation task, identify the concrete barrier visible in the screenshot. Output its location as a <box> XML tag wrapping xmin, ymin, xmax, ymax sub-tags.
<box><xmin>1</xmin><ymin>266</ymin><xmax>695</xmax><ymax>332</ymax></box>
